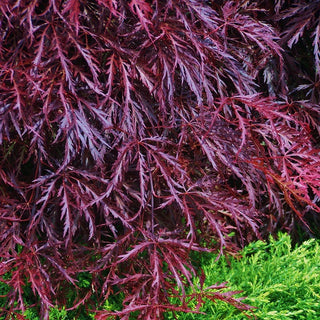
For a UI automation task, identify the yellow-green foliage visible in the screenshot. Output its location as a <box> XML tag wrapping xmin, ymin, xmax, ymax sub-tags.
<box><xmin>166</xmin><ymin>233</ymin><xmax>320</xmax><ymax>319</ymax></box>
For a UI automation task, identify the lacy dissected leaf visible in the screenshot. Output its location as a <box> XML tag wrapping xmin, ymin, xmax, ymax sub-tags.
<box><xmin>0</xmin><ymin>1</ymin><xmax>319</xmax><ymax>319</ymax></box>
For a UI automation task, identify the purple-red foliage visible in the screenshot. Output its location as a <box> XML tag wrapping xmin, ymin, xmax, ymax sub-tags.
<box><xmin>0</xmin><ymin>0</ymin><xmax>319</xmax><ymax>319</ymax></box>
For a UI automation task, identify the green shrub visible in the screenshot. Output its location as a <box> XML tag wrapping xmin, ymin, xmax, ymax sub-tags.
<box><xmin>166</xmin><ymin>233</ymin><xmax>320</xmax><ymax>319</ymax></box>
<box><xmin>23</xmin><ymin>307</ymin><xmax>95</xmax><ymax>320</ymax></box>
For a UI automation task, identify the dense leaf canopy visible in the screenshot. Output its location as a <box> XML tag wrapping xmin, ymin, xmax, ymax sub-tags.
<box><xmin>0</xmin><ymin>0</ymin><xmax>319</xmax><ymax>319</ymax></box>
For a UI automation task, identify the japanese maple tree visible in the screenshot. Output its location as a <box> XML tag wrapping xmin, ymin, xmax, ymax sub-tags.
<box><xmin>0</xmin><ymin>0</ymin><xmax>319</xmax><ymax>319</ymax></box>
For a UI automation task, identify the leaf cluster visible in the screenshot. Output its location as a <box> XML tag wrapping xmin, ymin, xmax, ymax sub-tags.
<box><xmin>0</xmin><ymin>0</ymin><xmax>319</xmax><ymax>319</ymax></box>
